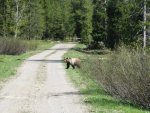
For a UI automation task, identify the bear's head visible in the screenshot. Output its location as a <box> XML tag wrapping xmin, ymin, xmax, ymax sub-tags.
<box><xmin>64</xmin><ymin>57</ymin><xmax>70</xmax><ymax>63</ymax></box>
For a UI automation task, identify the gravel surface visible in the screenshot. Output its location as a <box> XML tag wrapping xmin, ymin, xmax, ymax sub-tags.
<box><xmin>0</xmin><ymin>44</ymin><xmax>90</xmax><ymax>113</ymax></box>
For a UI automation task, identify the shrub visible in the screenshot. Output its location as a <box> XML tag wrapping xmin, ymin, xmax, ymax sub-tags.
<box><xmin>0</xmin><ymin>38</ymin><xmax>26</xmax><ymax>55</ymax></box>
<box><xmin>81</xmin><ymin>47</ymin><xmax>150</xmax><ymax>109</ymax></box>
<box><xmin>0</xmin><ymin>38</ymin><xmax>39</xmax><ymax>55</ymax></box>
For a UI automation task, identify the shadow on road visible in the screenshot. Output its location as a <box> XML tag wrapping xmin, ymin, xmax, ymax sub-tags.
<box><xmin>45</xmin><ymin>48</ymin><xmax>73</xmax><ymax>51</ymax></box>
<box><xmin>49</xmin><ymin>91</ymin><xmax>83</xmax><ymax>97</ymax></box>
<box><xmin>27</xmin><ymin>59</ymin><xmax>63</xmax><ymax>63</ymax></box>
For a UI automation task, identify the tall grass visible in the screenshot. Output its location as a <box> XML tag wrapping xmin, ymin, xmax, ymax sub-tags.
<box><xmin>0</xmin><ymin>38</ymin><xmax>39</xmax><ymax>55</ymax></box>
<box><xmin>82</xmin><ymin>47</ymin><xmax>150</xmax><ymax>109</ymax></box>
<box><xmin>0</xmin><ymin>38</ymin><xmax>26</xmax><ymax>55</ymax></box>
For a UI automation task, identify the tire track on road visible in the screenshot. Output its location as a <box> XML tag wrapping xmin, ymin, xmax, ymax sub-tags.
<box><xmin>19</xmin><ymin>50</ymin><xmax>57</xmax><ymax>113</ymax></box>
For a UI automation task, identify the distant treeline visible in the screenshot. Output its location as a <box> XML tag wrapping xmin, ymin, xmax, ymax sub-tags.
<box><xmin>0</xmin><ymin>0</ymin><xmax>150</xmax><ymax>49</ymax></box>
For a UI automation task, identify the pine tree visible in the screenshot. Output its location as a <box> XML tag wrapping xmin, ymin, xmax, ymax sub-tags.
<box><xmin>70</xmin><ymin>0</ymin><xmax>93</xmax><ymax>43</ymax></box>
<box><xmin>121</xmin><ymin>0</ymin><xmax>143</xmax><ymax>46</ymax></box>
<box><xmin>92</xmin><ymin>0</ymin><xmax>107</xmax><ymax>44</ymax></box>
<box><xmin>0</xmin><ymin>0</ymin><xmax>6</xmax><ymax>37</ymax></box>
<box><xmin>106</xmin><ymin>0</ymin><xmax>121</xmax><ymax>49</ymax></box>
<box><xmin>42</xmin><ymin>0</ymin><xmax>72</xmax><ymax>40</ymax></box>
<box><xmin>42</xmin><ymin>0</ymin><xmax>50</xmax><ymax>40</ymax></box>
<box><xmin>21</xmin><ymin>0</ymin><xmax>45</xmax><ymax>39</ymax></box>
<box><xmin>106</xmin><ymin>0</ymin><xmax>143</xmax><ymax>49</ymax></box>
<box><xmin>0</xmin><ymin>0</ymin><xmax>14</xmax><ymax>37</ymax></box>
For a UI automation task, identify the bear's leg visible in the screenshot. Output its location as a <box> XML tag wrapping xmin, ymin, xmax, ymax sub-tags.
<box><xmin>72</xmin><ymin>65</ymin><xmax>75</xmax><ymax>69</ymax></box>
<box><xmin>77</xmin><ymin>65</ymin><xmax>80</xmax><ymax>68</ymax></box>
<box><xmin>66</xmin><ymin>62</ymin><xmax>70</xmax><ymax>69</ymax></box>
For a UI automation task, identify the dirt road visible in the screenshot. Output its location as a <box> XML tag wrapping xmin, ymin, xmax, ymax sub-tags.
<box><xmin>0</xmin><ymin>44</ymin><xmax>89</xmax><ymax>113</ymax></box>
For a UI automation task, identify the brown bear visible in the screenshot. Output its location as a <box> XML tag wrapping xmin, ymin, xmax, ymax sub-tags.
<box><xmin>64</xmin><ymin>57</ymin><xmax>81</xmax><ymax>69</ymax></box>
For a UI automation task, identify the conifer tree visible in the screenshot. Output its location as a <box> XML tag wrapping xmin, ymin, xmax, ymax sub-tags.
<box><xmin>92</xmin><ymin>0</ymin><xmax>107</xmax><ymax>44</ymax></box>
<box><xmin>70</xmin><ymin>0</ymin><xmax>93</xmax><ymax>43</ymax></box>
<box><xmin>23</xmin><ymin>0</ymin><xmax>45</xmax><ymax>39</ymax></box>
<box><xmin>0</xmin><ymin>0</ymin><xmax>6</xmax><ymax>37</ymax></box>
<box><xmin>106</xmin><ymin>0</ymin><xmax>143</xmax><ymax>49</ymax></box>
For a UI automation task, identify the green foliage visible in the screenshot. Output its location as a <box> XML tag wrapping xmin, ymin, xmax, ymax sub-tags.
<box><xmin>22</xmin><ymin>0</ymin><xmax>45</xmax><ymax>39</ymax></box>
<box><xmin>41</xmin><ymin>0</ymin><xmax>73</xmax><ymax>40</ymax></box>
<box><xmin>92</xmin><ymin>0</ymin><xmax>107</xmax><ymax>43</ymax></box>
<box><xmin>0</xmin><ymin>0</ymin><xmax>45</xmax><ymax>39</ymax></box>
<box><xmin>106</xmin><ymin>0</ymin><xmax>122</xmax><ymax>49</ymax></box>
<box><xmin>106</xmin><ymin>0</ymin><xmax>143</xmax><ymax>49</ymax></box>
<box><xmin>0</xmin><ymin>0</ymin><xmax>15</xmax><ymax>37</ymax></box>
<box><xmin>0</xmin><ymin>54</ymin><xmax>29</xmax><ymax>79</ymax></box>
<box><xmin>70</xmin><ymin>0</ymin><xmax>93</xmax><ymax>43</ymax></box>
<box><xmin>0</xmin><ymin>0</ymin><xmax>149</xmax><ymax>47</ymax></box>
<box><xmin>0</xmin><ymin>0</ymin><xmax>6</xmax><ymax>37</ymax></box>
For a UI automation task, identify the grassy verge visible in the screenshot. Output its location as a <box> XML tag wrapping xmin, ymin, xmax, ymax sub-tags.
<box><xmin>64</xmin><ymin>44</ymin><xmax>150</xmax><ymax>113</ymax></box>
<box><xmin>0</xmin><ymin>40</ymin><xmax>55</xmax><ymax>80</ymax></box>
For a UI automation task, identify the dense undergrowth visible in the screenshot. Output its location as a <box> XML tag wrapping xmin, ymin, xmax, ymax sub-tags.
<box><xmin>64</xmin><ymin>44</ymin><xmax>150</xmax><ymax>113</ymax></box>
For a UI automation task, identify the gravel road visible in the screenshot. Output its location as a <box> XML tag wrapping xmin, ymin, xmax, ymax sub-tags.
<box><xmin>0</xmin><ymin>44</ymin><xmax>89</xmax><ymax>113</ymax></box>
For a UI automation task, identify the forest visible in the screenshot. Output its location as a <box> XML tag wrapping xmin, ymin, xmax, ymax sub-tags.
<box><xmin>0</xmin><ymin>0</ymin><xmax>150</xmax><ymax>49</ymax></box>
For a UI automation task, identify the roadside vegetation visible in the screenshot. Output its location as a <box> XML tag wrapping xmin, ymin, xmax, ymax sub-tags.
<box><xmin>64</xmin><ymin>44</ymin><xmax>150</xmax><ymax>113</ymax></box>
<box><xmin>0</xmin><ymin>39</ymin><xmax>55</xmax><ymax>80</ymax></box>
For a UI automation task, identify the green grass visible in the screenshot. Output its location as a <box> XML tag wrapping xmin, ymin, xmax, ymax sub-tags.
<box><xmin>64</xmin><ymin>44</ymin><xmax>150</xmax><ymax>113</ymax></box>
<box><xmin>0</xmin><ymin>40</ymin><xmax>55</xmax><ymax>80</ymax></box>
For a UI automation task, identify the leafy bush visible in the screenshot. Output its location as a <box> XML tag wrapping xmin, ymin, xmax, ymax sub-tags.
<box><xmin>0</xmin><ymin>38</ymin><xmax>26</xmax><ymax>55</ymax></box>
<box><xmin>81</xmin><ymin>47</ymin><xmax>150</xmax><ymax>109</ymax></box>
